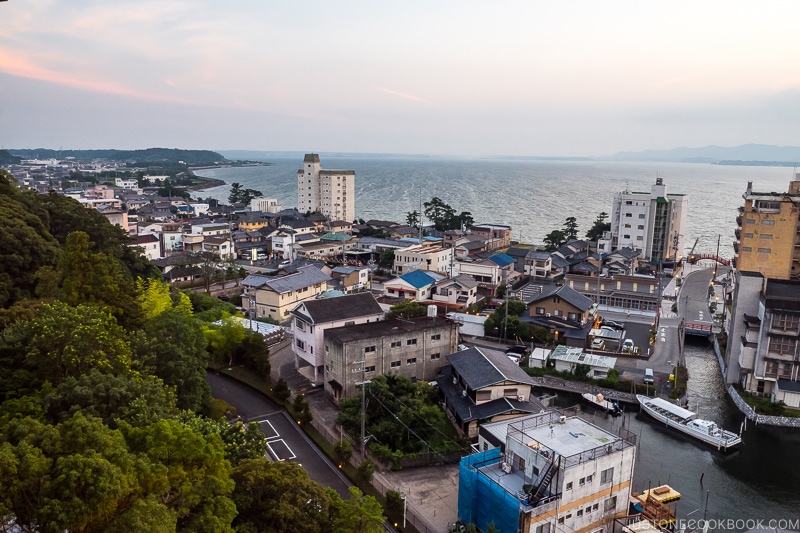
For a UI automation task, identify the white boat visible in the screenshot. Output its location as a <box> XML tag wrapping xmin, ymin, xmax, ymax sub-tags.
<box><xmin>636</xmin><ymin>395</ymin><xmax>742</xmax><ymax>450</ymax></box>
<box><xmin>582</xmin><ymin>392</ymin><xmax>622</xmax><ymax>416</ymax></box>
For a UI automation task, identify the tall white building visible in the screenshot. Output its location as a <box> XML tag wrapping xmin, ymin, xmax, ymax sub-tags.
<box><xmin>297</xmin><ymin>154</ymin><xmax>355</xmax><ymax>223</ymax></box>
<box><xmin>610</xmin><ymin>178</ymin><xmax>688</xmax><ymax>263</ymax></box>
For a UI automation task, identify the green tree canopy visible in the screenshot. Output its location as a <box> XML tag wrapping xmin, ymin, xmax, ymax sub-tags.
<box><xmin>585</xmin><ymin>211</ymin><xmax>611</xmax><ymax>242</ymax></box>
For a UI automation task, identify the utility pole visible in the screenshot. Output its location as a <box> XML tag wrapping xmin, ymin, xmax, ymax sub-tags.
<box><xmin>353</xmin><ymin>360</ymin><xmax>369</xmax><ymax>451</ymax></box>
<box><xmin>713</xmin><ymin>233</ymin><xmax>720</xmax><ymax>281</ymax></box>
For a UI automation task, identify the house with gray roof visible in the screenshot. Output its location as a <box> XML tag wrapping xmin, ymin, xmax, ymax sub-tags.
<box><xmin>242</xmin><ymin>265</ymin><xmax>331</xmax><ymax>322</ymax></box>
<box><xmin>522</xmin><ymin>285</ymin><xmax>597</xmax><ymax>347</ymax></box>
<box><xmin>290</xmin><ymin>292</ymin><xmax>385</xmax><ymax>385</ymax></box>
<box><xmin>436</xmin><ymin>347</ymin><xmax>545</xmax><ymax>438</ymax></box>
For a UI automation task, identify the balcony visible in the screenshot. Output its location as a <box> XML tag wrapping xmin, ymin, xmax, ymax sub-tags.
<box><xmin>733</xmin><ymin>241</ymin><xmax>740</xmax><ymax>253</ymax></box>
<box><xmin>736</xmin><ymin>215</ymin><xmax>742</xmax><ymax>227</ymax></box>
<box><xmin>734</xmin><ymin>228</ymin><xmax>741</xmax><ymax>240</ymax></box>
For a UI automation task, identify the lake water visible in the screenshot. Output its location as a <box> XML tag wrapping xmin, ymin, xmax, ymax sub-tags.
<box><xmin>194</xmin><ymin>156</ymin><xmax>794</xmax><ymax>258</ymax></box>
<box><xmin>195</xmin><ymin>156</ymin><xmax>800</xmax><ymax>529</ymax></box>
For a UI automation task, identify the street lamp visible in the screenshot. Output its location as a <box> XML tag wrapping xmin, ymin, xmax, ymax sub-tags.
<box><xmin>401</xmin><ymin>493</ymin><xmax>407</xmax><ymax>529</ymax></box>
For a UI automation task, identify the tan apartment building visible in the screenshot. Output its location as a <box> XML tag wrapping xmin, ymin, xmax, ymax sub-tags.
<box><xmin>734</xmin><ymin>176</ymin><xmax>800</xmax><ymax>279</ymax></box>
<box><xmin>469</xmin><ymin>224</ymin><xmax>512</xmax><ymax>250</ymax></box>
<box><xmin>297</xmin><ymin>153</ymin><xmax>355</xmax><ymax>223</ymax></box>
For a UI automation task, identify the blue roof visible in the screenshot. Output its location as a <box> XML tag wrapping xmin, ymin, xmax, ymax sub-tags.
<box><xmin>488</xmin><ymin>252</ymin><xmax>514</xmax><ymax>267</ymax></box>
<box><xmin>401</xmin><ymin>269</ymin><xmax>436</xmax><ymax>289</ymax></box>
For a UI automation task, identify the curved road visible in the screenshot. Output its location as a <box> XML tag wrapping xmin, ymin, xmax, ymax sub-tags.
<box><xmin>206</xmin><ymin>372</ymin><xmax>352</xmax><ymax>498</ymax></box>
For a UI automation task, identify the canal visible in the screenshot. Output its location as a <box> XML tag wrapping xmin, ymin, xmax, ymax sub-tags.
<box><xmin>558</xmin><ymin>338</ymin><xmax>800</xmax><ymax>530</ymax></box>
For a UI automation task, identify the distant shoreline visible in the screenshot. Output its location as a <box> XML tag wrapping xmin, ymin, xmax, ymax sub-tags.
<box><xmin>716</xmin><ymin>160</ymin><xmax>800</xmax><ymax>167</ymax></box>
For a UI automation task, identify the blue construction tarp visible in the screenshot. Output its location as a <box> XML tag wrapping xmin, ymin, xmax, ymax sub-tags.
<box><xmin>458</xmin><ymin>448</ymin><xmax>520</xmax><ymax>533</ymax></box>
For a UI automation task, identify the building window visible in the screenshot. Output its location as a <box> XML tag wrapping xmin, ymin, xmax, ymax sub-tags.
<box><xmin>587</xmin><ymin>474</ymin><xmax>593</xmax><ymax>483</ymax></box>
<box><xmin>600</xmin><ymin>467</ymin><xmax>613</xmax><ymax>484</ymax></box>
<box><xmin>431</xmin><ymin>334</ymin><xmax>441</xmax><ymax>341</ymax></box>
<box><xmin>406</xmin><ymin>358</ymin><xmax>417</xmax><ymax>365</ymax></box>
<box><xmin>760</xmin><ymin>234</ymin><xmax>773</xmax><ymax>240</ymax></box>
<box><xmin>742</xmin><ymin>247</ymin><xmax>752</xmax><ymax>252</ymax></box>
<box><xmin>296</xmin><ymin>339</ymin><xmax>305</xmax><ymax>350</ymax></box>
<box><xmin>407</xmin><ymin>339</ymin><xmax>417</xmax><ymax>346</ymax></box>
<box><xmin>364</xmin><ymin>365</ymin><xmax>376</xmax><ymax>373</ymax></box>
<box><xmin>625</xmin><ymin>213</ymin><xmax>632</xmax><ymax>217</ymax></box>
<box><xmin>769</xmin><ymin>336</ymin><xmax>796</xmax><ymax>356</ymax></box>
<box><xmin>391</xmin><ymin>341</ymin><xmax>402</xmax><ymax>348</ymax></box>
<box><xmin>638</xmin><ymin>213</ymin><xmax>645</xmax><ymax>219</ymax></box>
<box><xmin>558</xmin><ymin>518</ymin><xmax>564</xmax><ymax>525</ymax></box>
<box><xmin>577</xmin><ymin>509</ymin><xmax>583</xmax><ymax>517</ymax></box>
<box><xmin>638</xmin><ymin>225</ymin><xmax>645</xmax><ymax>230</ymax></box>
<box><xmin>391</xmin><ymin>361</ymin><xmax>401</xmax><ymax>368</ymax></box>
<box><xmin>637</xmin><ymin>236</ymin><xmax>644</xmax><ymax>240</ymax></box>
<box><xmin>364</xmin><ymin>346</ymin><xmax>376</xmax><ymax>353</ymax></box>
<box><xmin>746</xmin><ymin>218</ymin><xmax>755</xmax><ymax>224</ymax></box>
<box><xmin>566</xmin><ymin>482</ymin><xmax>573</xmax><ymax>490</ymax></box>
<box><xmin>431</xmin><ymin>353</ymin><xmax>441</xmax><ymax>360</ymax></box>
<box><xmin>744</xmin><ymin>233</ymin><xmax>754</xmax><ymax>239</ymax></box>
<box><xmin>773</xmin><ymin>313</ymin><xmax>800</xmax><ymax>331</ymax></box>
<box><xmin>535</xmin><ymin>524</ymin><xmax>551</xmax><ymax>533</ymax></box>
<box><xmin>592</xmin><ymin>503</ymin><xmax>599</xmax><ymax>512</ymax></box>
<box><xmin>762</xmin><ymin>219</ymin><xmax>775</xmax><ymax>226</ymax></box>
<box><xmin>536</xmin><ymin>307</ymin><xmax>546</xmax><ymax>315</ymax></box>
<box><xmin>758</xmin><ymin>248</ymin><xmax>771</xmax><ymax>253</ymax></box>
<box><xmin>604</xmin><ymin>496</ymin><xmax>617</xmax><ymax>512</ymax></box>
<box><xmin>579</xmin><ymin>477</ymin><xmax>586</xmax><ymax>486</ymax></box>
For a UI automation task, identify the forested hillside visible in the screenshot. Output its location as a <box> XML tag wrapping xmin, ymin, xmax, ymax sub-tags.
<box><xmin>0</xmin><ymin>170</ymin><xmax>384</xmax><ymax>533</ymax></box>
<box><xmin>7</xmin><ymin>148</ymin><xmax>227</xmax><ymax>165</ymax></box>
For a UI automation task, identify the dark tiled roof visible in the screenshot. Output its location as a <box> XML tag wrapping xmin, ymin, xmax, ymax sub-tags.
<box><xmin>447</xmin><ymin>347</ymin><xmax>535</xmax><ymax>390</ymax></box>
<box><xmin>292</xmin><ymin>292</ymin><xmax>383</xmax><ymax>323</ymax></box>
<box><xmin>525</xmin><ymin>285</ymin><xmax>593</xmax><ymax>311</ymax></box>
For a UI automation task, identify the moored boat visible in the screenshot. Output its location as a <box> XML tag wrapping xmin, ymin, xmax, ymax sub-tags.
<box><xmin>636</xmin><ymin>394</ymin><xmax>742</xmax><ymax>450</ymax></box>
<box><xmin>582</xmin><ymin>392</ymin><xmax>622</xmax><ymax>416</ymax></box>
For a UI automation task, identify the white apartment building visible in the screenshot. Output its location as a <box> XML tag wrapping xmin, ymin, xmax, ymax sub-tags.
<box><xmin>393</xmin><ymin>244</ymin><xmax>454</xmax><ymax>275</ymax></box>
<box><xmin>297</xmin><ymin>154</ymin><xmax>355</xmax><ymax>223</ymax></box>
<box><xmin>610</xmin><ymin>178</ymin><xmax>688</xmax><ymax>263</ymax></box>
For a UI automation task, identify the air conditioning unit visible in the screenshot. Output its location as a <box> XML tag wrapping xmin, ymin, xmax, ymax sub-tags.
<box><xmin>501</xmin><ymin>462</ymin><xmax>512</xmax><ymax>474</ymax></box>
<box><xmin>559</xmin><ymin>415</ymin><xmax>567</xmax><ymax>424</ymax></box>
<box><xmin>518</xmin><ymin>395</ymin><xmax>525</xmax><ymax>402</ymax></box>
<box><xmin>546</xmin><ymin>313</ymin><xmax>551</xmax><ymax>317</ymax></box>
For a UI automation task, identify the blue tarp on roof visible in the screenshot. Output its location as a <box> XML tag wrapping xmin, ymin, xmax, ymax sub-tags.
<box><xmin>488</xmin><ymin>252</ymin><xmax>515</xmax><ymax>267</ymax></box>
<box><xmin>401</xmin><ymin>269</ymin><xmax>435</xmax><ymax>289</ymax></box>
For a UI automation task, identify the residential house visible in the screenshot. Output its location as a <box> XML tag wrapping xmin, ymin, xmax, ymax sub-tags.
<box><xmin>461</xmin><ymin>411</ymin><xmax>636</xmax><ymax>533</ymax></box>
<box><xmin>250</xmin><ymin>197</ymin><xmax>281</xmax><ymax>213</ymax></box>
<box><xmin>524</xmin><ymin>250</ymin><xmax>553</xmax><ymax>278</ymax></box>
<box><xmin>436</xmin><ymin>346</ymin><xmax>545</xmax><ymax>438</ymax></box>
<box><xmin>136</xmin><ymin>233</ymin><xmax>161</xmax><ymax>261</ymax></box>
<box><xmin>324</xmin><ymin>316</ymin><xmax>458</xmax><ymax>401</ymax></box>
<box><xmin>522</xmin><ymin>285</ymin><xmax>596</xmax><ymax>347</ymax></box>
<box><xmin>505</xmin><ymin>245</ymin><xmax>535</xmax><ymax>273</ymax></box>
<box><xmin>290</xmin><ymin>292</ymin><xmax>385</xmax><ymax>385</ymax></box>
<box><xmin>242</xmin><ymin>265</ymin><xmax>332</xmax><ymax>322</ymax></box>
<box><xmin>330</xmin><ymin>265</ymin><xmax>370</xmax><ymax>293</ymax></box>
<box><xmin>430</xmin><ymin>274</ymin><xmax>479</xmax><ymax>309</ymax></box>
<box><xmin>602</xmin><ymin>247</ymin><xmax>641</xmax><ymax>276</ymax></box>
<box><xmin>455</xmin><ymin>258</ymin><xmax>503</xmax><ymax>298</ymax></box>
<box><xmin>383</xmin><ymin>270</ymin><xmax>442</xmax><ymax>301</ymax></box>
<box><xmin>202</xmin><ymin>236</ymin><xmax>233</xmax><ymax>260</ymax></box>
<box><xmin>469</xmin><ymin>224</ymin><xmax>512</xmax><ymax>250</ymax></box>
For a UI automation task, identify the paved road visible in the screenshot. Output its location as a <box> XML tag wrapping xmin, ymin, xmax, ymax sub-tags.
<box><xmin>206</xmin><ymin>372</ymin><xmax>352</xmax><ymax>498</ymax></box>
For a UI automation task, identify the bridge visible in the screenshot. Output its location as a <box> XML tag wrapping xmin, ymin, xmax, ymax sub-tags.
<box><xmin>687</xmin><ymin>253</ymin><xmax>730</xmax><ymax>266</ymax></box>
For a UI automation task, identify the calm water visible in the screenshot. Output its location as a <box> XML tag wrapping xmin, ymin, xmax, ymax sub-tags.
<box><xmin>196</xmin><ymin>157</ymin><xmax>800</xmax><ymax>528</ymax></box>
<box><xmin>195</xmin><ymin>156</ymin><xmax>794</xmax><ymax>258</ymax></box>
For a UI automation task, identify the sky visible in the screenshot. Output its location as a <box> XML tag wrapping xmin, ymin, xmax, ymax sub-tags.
<box><xmin>2</xmin><ymin>0</ymin><xmax>800</xmax><ymax>157</ymax></box>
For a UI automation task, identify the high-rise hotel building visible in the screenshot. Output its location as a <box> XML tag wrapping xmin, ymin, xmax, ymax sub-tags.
<box><xmin>610</xmin><ymin>178</ymin><xmax>688</xmax><ymax>263</ymax></box>
<box><xmin>297</xmin><ymin>154</ymin><xmax>355</xmax><ymax>223</ymax></box>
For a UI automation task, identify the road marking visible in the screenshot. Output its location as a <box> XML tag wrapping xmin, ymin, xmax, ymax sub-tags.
<box><xmin>266</xmin><ymin>439</ymin><xmax>296</xmax><ymax>461</ymax></box>
<box><xmin>247</xmin><ymin>411</ymin><xmax>283</xmax><ymax>422</ymax></box>
<box><xmin>259</xmin><ymin>420</ymin><xmax>280</xmax><ymax>440</ymax></box>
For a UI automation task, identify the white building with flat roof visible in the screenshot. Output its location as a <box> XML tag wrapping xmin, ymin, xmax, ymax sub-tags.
<box><xmin>610</xmin><ymin>178</ymin><xmax>688</xmax><ymax>263</ymax></box>
<box><xmin>297</xmin><ymin>154</ymin><xmax>354</xmax><ymax>223</ymax></box>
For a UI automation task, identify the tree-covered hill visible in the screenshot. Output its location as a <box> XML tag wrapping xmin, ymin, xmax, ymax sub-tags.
<box><xmin>7</xmin><ymin>147</ymin><xmax>228</xmax><ymax>165</ymax></box>
<box><xmin>0</xmin><ymin>149</ymin><xmax>21</xmax><ymax>165</ymax></box>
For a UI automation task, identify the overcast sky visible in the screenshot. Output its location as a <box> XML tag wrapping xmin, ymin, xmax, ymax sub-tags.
<box><xmin>2</xmin><ymin>1</ymin><xmax>800</xmax><ymax>156</ymax></box>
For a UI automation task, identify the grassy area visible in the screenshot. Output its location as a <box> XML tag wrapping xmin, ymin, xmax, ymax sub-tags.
<box><xmin>737</xmin><ymin>390</ymin><xmax>800</xmax><ymax>418</ymax></box>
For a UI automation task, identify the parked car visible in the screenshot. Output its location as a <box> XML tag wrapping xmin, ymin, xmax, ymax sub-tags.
<box><xmin>644</xmin><ymin>368</ymin><xmax>655</xmax><ymax>384</ymax></box>
<box><xmin>591</xmin><ymin>338</ymin><xmax>605</xmax><ymax>350</ymax></box>
<box><xmin>506</xmin><ymin>344</ymin><xmax>528</xmax><ymax>356</ymax></box>
<box><xmin>622</xmin><ymin>339</ymin><xmax>635</xmax><ymax>352</ymax></box>
<box><xmin>601</xmin><ymin>320</ymin><xmax>624</xmax><ymax>330</ymax></box>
